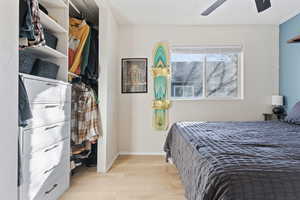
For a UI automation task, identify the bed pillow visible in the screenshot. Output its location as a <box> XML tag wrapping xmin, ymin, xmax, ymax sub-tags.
<box><xmin>285</xmin><ymin>101</ymin><xmax>300</xmax><ymax>124</ymax></box>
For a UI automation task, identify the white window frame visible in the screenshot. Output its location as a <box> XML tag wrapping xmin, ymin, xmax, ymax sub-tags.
<box><xmin>173</xmin><ymin>85</ymin><xmax>195</xmax><ymax>99</ymax></box>
<box><xmin>170</xmin><ymin>45</ymin><xmax>244</xmax><ymax>101</ymax></box>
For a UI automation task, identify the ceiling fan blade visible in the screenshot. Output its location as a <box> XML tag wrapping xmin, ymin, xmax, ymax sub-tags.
<box><xmin>201</xmin><ymin>0</ymin><xmax>228</xmax><ymax>16</ymax></box>
<box><xmin>255</xmin><ymin>0</ymin><xmax>271</xmax><ymax>13</ymax></box>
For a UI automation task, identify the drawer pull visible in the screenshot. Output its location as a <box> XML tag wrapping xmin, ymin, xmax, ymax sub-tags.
<box><xmin>44</xmin><ymin>144</ymin><xmax>59</xmax><ymax>153</ymax></box>
<box><xmin>46</xmin><ymin>83</ymin><xmax>58</xmax><ymax>87</ymax></box>
<box><xmin>44</xmin><ymin>165</ymin><xmax>57</xmax><ymax>174</ymax></box>
<box><xmin>45</xmin><ymin>184</ymin><xmax>58</xmax><ymax>195</ymax></box>
<box><xmin>44</xmin><ymin>105</ymin><xmax>59</xmax><ymax>109</ymax></box>
<box><xmin>45</xmin><ymin>125</ymin><xmax>59</xmax><ymax>131</ymax></box>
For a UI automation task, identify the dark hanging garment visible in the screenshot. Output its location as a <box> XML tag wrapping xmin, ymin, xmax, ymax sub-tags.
<box><xmin>85</xmin><ymin>29</ymin><xmax>99</xmax><ymax>80</ymax></box>
<box><xmin>80</xmin><ymin>30</ymin><xmax>92</xmax><ymax>76</ymax></box>
<box><xmin>18</xmin><ymin>76</ymin><xmax>32</xmax><ymax>186</ymax></box>
<box><xmin>85</xmin><ymin>142</ymin><xmax>98</xmax><ymax>167</ymax></box>
<box><xmin>19</xmin><ymin>76</ymin><xmax>32</xmax><ymax>127</ymax></box>
<box><xmin>19</xmin><ymin>0</ymin><xmax>29</xmax><ymax>28</ymax></box>
<box><xmin>19</xmin><ymin>0</ymin><xmax>35</xmax><ymax>42</ymax></box>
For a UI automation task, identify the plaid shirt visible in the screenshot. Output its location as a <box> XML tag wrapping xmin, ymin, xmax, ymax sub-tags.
<box><xmin>71</xmin><ymin>83</ymin><xmax>101</xmax><ymax>145</ymax></box>
<box><xmin>31</xmin><ymin>0</ymin><xmax>45</xmax><ymax>46</ymax></box>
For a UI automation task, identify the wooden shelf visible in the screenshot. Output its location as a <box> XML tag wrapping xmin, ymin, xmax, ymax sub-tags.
<box><xmin>24</xmin><ymin>45</ymin><xmax>67</xmax><ymax>58</ymax></box>
<box><xmin>39</xmin><ymin>0</ymin><xmax>67</xmax><ymax>8</ymax></box>
<box><xmin>287</xmin><ymin>34</ymin><xmax>300</xmax><ymax>43</ymax></box>
<box><xmin>40</xmin><ymin>11</ymin><xmax>67</xmax><ymax>33</ymax></box>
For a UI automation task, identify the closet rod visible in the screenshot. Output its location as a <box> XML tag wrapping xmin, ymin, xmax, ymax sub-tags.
<box><xmin>69</xmin><ymin>0</ymin><xmax>81</xmax><ymax>15</ymax></box>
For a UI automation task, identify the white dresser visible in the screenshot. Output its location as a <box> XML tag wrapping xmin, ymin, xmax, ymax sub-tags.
<box><xmin>19</xmin><ymin>74</ymin><xmax>71</xmax><ymax>200</ymax></box>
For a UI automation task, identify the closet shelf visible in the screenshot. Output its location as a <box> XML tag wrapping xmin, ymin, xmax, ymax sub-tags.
<box><xmin>39</xmin><ymin>0</ymin><xmax>67</xmax><ymax>9</ymax></box>
<box><xmin>69</xmin><ymin>0</ymin><xmax>81</xmax><ymax>15</ymax></box>
<box><xmin>40</xmin><ymin>11</ymin><xmax>67</xmax><ymax>33</ymax></box>
<box><xmin>24</xmin><ymin>45</ymin><xmax>67</xmax><ymax>58</ymax></box>
<box><xmin>68</xmin><ymin>72</ymin><xmax>80</xmax><ymax>77</ymax></box>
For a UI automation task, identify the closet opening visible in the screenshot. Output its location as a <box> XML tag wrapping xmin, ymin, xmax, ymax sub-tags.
<box><xmin>68</xmin><ymin>0</ymin><xmax>102</xmax><ymax>176</ymax></box>
<box><xmin>18</xmin><ymin>0</ymin><xmax>104</xmax><ymax>199</ymax></box>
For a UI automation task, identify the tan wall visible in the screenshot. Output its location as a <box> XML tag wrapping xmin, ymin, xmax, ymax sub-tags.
<box><xmin>117</xmin><ymin>25</ymin><xmax>279</xmax><ymax>154</ymax></box>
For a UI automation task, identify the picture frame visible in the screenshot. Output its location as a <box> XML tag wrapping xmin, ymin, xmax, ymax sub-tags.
<box><xmin>121</xmin><ymin>58</ymin><xmax>148</xmax><ymax>93</ymax></box>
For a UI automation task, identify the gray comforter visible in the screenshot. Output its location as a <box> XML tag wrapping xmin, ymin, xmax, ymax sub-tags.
<box><xmin>164</xmin><ymin>121</ymin><xmax>300</xmax><ymax>200</ymax></box>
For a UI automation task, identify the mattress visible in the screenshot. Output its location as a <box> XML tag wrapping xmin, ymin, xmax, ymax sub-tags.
<box><xmin>164</xmin><ymin>121</ymin><xmax>300</xmax><ymax>200</ymax></box>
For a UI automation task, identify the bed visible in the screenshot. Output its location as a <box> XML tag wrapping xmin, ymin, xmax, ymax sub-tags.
<box><xmin>164</xmin><ymin>121</ymin><xmax>300</xmax><ymax>200</ymax></box>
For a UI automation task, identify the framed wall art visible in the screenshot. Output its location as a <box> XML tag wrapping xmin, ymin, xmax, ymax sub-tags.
<box><xmin>121</xmin><ymin>58</ymin><xmax>148</xmax><ymax>93</ymax></box>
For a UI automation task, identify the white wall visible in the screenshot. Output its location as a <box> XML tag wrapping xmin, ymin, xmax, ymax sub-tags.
<box><xmin>0</xmin><ymin>1</ymin><xmax>18</xmax><ymax>200</ymax></box>
<box><xmin>118</xmin><ymin>25</ymin><xmax>279</xmax><ymax>154</ymax></box>
<box><xmin>103</xmin><ymin>7</ymin><xmax>120</xmax><ymax>171</ymax></box>
<box><xmin>96</xmin><ymin>0</ymin><xmax>120</xmax><ymax>172</ymax></box>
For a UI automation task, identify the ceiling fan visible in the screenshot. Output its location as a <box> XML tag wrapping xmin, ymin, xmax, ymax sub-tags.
<box><xmin>201</xmin><ymin>0</ymin><xmax>271</xmax><ymax>16</ymax></box>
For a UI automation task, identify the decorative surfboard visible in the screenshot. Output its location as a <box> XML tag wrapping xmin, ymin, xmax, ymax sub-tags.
<box><xmin>152</xmin><ymin>42</ymin><xmax>171</xmax><ymax>131</ymax></box>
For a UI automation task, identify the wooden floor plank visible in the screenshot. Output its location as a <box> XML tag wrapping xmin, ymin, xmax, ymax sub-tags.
<box><xmin>60</xmin><ymin>155</ymin><xmax>186</xmax><ymax>200</ymax></box>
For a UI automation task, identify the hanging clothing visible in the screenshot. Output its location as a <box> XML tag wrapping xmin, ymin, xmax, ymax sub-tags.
<box><xmin>85</xmin><ymin>28</ymin><xmax>99</xmax><ymax>80</ymax></box>
<box><xmin>18</xmin><ymin>76</ymin><xmax>33</xmax><ymax>186</ymax></box>
<box><xmin>19</xmin><ymin>0</ymin><xmax>45</xmax><ymax>47</ymax></box>
<box><xmin>71</xmin><ymin>82</ymin><xmax>101</xmax><ymax>146</ymax></box>
<box><xmin>30</xmin><ymin>0</ymin><xmax>45</xmax><ymax>46</ymax></box>
<box><xmin>69</xmin><ymin>18</ymin><xmax>90</xmax><ymax>75</ymax></box>
<box><xmin>85</xmin><ymin>143</ymin><xmax>98</xmax><ymax>167</ymax></box>
<box><xmin>19</xmin><ymin>0</ymin><xmax>30</xmax><ymax>33</ymax></box>
<box><xmin>19</xmin><ymin>0</ymin><xmax>35</xmax><ymax>45</ymax></box>
<box><xmin>80</xmin><ymin>31</ymin><xmax>91</xmax><ymax>76</ymax></box>
<box><xmin>19</xmin><ymin>76</ymin><xmax>32</xmax><ymax>127</ymax></box>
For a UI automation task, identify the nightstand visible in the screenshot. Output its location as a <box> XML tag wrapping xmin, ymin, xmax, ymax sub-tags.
<box><xmin>263</xmin><ymin>113</ymin><xmax>275</xmax><ymax>121</ymax></box>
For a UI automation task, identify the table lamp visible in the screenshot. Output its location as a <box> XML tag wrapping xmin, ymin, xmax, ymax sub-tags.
<box><xmin>272</xmin><ymin>95</ymin><xmax>284</xmax><ymax>120</ymax></box>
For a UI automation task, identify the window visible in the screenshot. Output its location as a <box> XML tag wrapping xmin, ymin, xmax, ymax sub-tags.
<box><xmin>171</xmin><ymin>46</ymin><xmax>243</xmax><ymax>100</ymax></box>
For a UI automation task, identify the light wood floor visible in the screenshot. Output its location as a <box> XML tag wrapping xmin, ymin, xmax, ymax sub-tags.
<box><xmin>60</xmin><ymin>155</ymin><xmax>186</xmax><ymax>200</ymax></box>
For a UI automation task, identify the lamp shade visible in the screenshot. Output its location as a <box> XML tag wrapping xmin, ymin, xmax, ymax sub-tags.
<box><xmin>272</xmin><ymin>95</ymin><xmax>283</xmax><ymax>106</ymax></box>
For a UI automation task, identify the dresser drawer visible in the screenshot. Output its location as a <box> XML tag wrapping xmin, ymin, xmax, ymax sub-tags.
<box><xmin>23</xmin><ymin>78</ymin><xmax>62</xmax><ymax>103</ymax></box>
<box><xmin>26</xmin><ymin>103</ymin><xmax>71</xmax><ymax>129</ymax></box>
<box><xmin>43</xmin><ymin>175</ymin><xmax>69</xmax><ymax>200</ymax></box>
<box><xmin>23</xmin><ymin>77</ymin><xmax>71</xmax><ymax>104</ymax></box>
<box><xmin>23</xmin><ymin>121</ymin><xmax>70</xmax><ymax>155</ymax></box>
<box><xmin>22</xmin><ymin>139</ymin><xmax>70</xmax><ymax>179</ymax></box>
<box><xmin>21</xmin><ymin>164</ymin><xmax>70</xmax><ymax>200</ymax></box>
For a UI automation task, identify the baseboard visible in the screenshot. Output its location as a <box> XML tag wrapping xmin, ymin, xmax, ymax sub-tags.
<box><xmin>119</xmin><ymin>152</ymin><xmax>166</xmax><ymax>156</ymax></box>
<box><xmin>105</xmin><ymin>152</ymin><xmax>120</xmax><ymax>172</ymax></box>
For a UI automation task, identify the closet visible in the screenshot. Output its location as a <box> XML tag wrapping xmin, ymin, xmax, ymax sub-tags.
<box><xmin>18</xmin><ymin>0</ymin><xmax>102</xmax><ymax>200</ymax></box>
<box><xmin>68</xmin><ymin>0</ymin><xmax>101</xmax><ymax>172</ymax></box>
